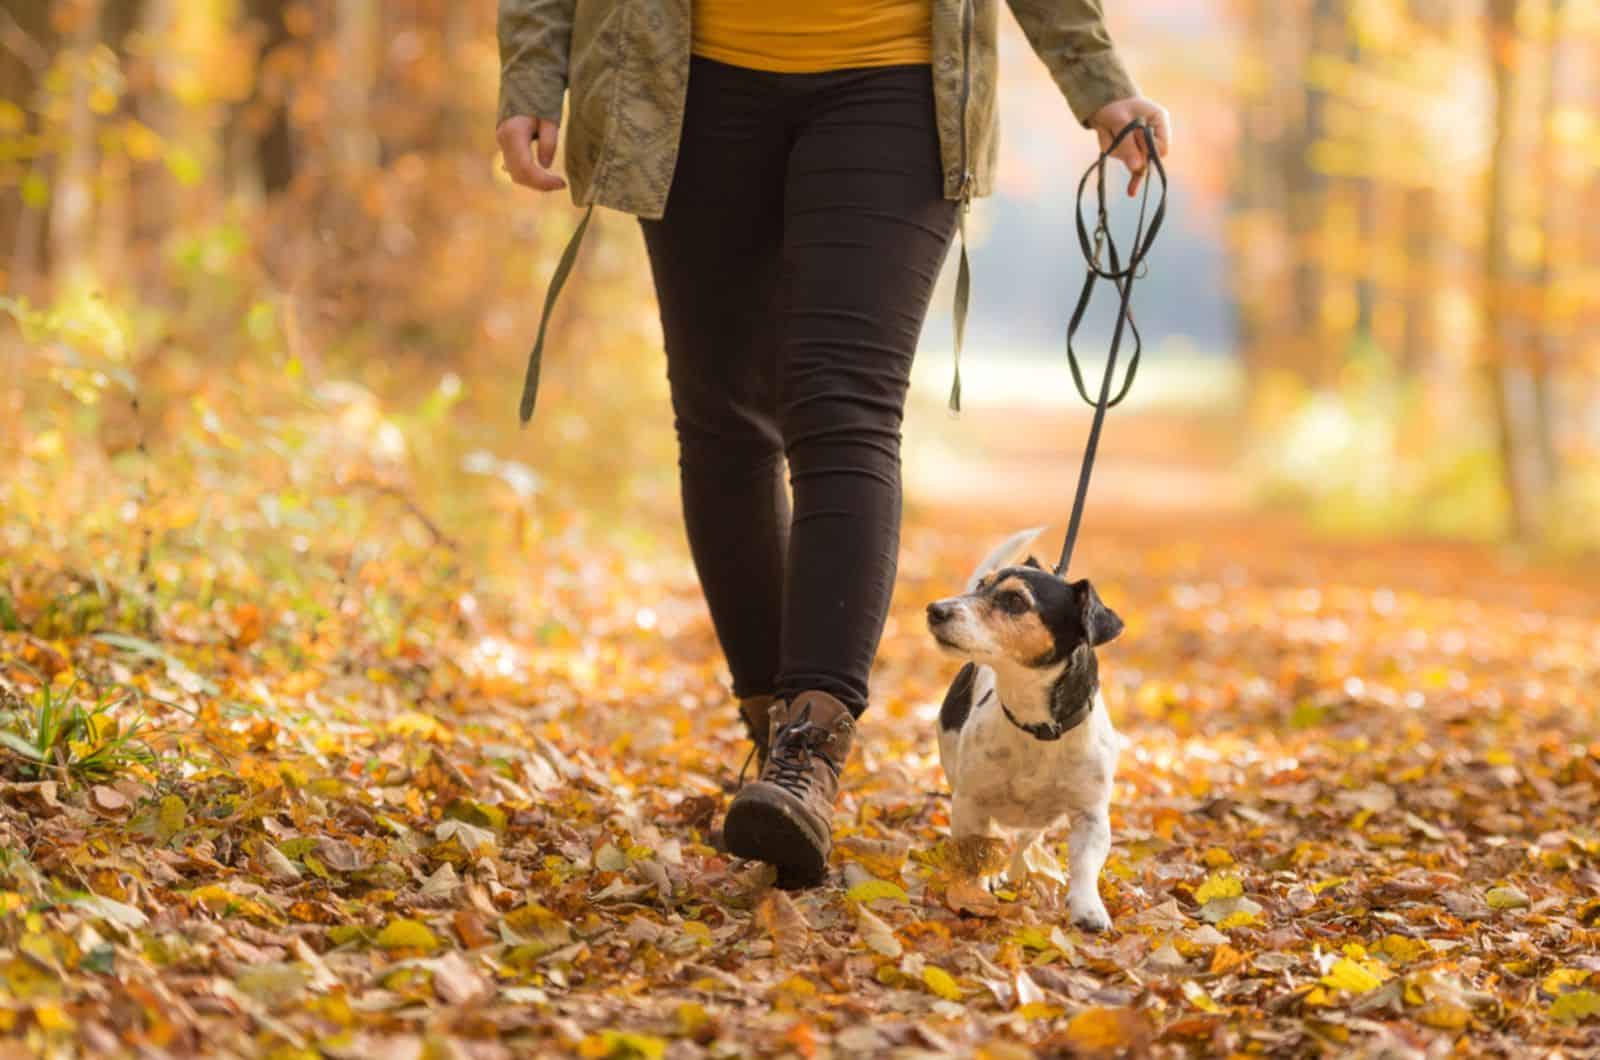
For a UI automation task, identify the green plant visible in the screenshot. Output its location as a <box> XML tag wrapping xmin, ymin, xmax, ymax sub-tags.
<box><xmin>0</xmin><ymin>670</ymin><xmax>159</xmax><ymax>784</ymax></box>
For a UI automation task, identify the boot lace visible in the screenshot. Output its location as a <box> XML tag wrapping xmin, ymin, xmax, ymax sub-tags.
<box><xmin>765</xmin><ymin>703</ymin><xmax>842</xmax><ymax>797</ymax></box>
<box><xmin>737</xmin><ymin>706</ymin><xmax>766</xmax><ymax>788</ymax></box>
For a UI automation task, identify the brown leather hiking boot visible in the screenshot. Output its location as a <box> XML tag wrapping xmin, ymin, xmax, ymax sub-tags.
<box><xmin>722</xmin><ymin>691</ymin><xmax>856</xmax><ymax>888</ymax></box>
<box><xmin>736</xmin><ymin>694</ymin><xmax>778</xmax><ymax>785</ymax></box>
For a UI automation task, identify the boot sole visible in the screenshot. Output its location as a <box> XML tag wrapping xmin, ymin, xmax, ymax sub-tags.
<box><xmin>723</xmin><ymin>783</ymin><xmax>830</xmax><ymax>888</ymax></box>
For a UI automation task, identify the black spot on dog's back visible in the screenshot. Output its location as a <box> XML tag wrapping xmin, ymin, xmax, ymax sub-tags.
<box><xmin>940</xmin><ymin>662</ymin><xmax>978</xmax><ymax>732</ymax></box>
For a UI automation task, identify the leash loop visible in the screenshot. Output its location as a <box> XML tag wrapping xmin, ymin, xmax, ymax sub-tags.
<box><xmin>1056</xmin><ymin>119</ymin><xmax>1168</xmax><ymax>577</ymax></box>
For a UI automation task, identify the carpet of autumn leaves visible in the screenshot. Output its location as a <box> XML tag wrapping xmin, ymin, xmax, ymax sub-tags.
<box><xmin>4</xmin><ymin>446</ymin><xmax>1600</xmax><ymax>1059</ymax></box>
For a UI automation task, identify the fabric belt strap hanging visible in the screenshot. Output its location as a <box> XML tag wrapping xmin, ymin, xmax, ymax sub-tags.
<box><xmin>519</xmin><ymin>203</ymin><xmax>595</xmax><ymax>424</ymax></box>
<box><xmin>948</xmin><ymin>205</ymin><xmax>972</xmax><ymax>412</ymax></box>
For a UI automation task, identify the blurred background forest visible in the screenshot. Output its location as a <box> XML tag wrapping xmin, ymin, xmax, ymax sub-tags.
<box><xmin>5</xmin><ymin>5</ymin><xmax>1600</xmax><ymax>1053</ymax></box>
<box><xmin>2</xmin><ymin>0</ymin><xmax>1599</xmax><ymax>576</ymax></box>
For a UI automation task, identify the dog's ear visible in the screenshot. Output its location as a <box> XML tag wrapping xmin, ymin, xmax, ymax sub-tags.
<box><xmin>1023</xmin><ymin>554</ymin><xmax>1043</xmax><ymax>570</ymax></box>
<box><xmin>1072</xmin><ymin>579</ymin><xmax>1124</xmax><ymax>647</ymax></box>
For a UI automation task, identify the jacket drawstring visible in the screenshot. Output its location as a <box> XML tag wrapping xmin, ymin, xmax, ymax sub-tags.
<box><xmin>519</xmin><ymin>202</ymin><xmax>595</xmax><ymax>424</ymax></box>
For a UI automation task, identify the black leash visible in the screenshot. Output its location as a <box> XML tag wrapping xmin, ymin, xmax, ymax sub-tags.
<box><xmin>1054</xmin><ymin>119</ymin><xmax>1168</xmax><ymax>577</ymax></box>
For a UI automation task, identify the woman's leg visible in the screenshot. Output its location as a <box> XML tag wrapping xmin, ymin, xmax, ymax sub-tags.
<box><xmin>638</xmin><ymin>58</ymin><xmax>793</xmax><ymax>701</ymax></box>
<box><xmin>723</xmin><ymin>63</ymin><xmax>957</xmax><ymax>886</ymax></box>
<box><xmin>773</xmin><ymin>65</ymin><xmax>958</xmax><ymax>717</ymax></box>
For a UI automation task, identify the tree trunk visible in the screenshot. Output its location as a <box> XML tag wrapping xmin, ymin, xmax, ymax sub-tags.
<box><xmin>1529</xmin><ymin>0</ymin><xmax>1566</xmax><ymax>493</ymax></box>
<box><xmin>49</xmin><ymin>0</ymin><xmax>106</xmax><ymax>282</ymax></box>
<box><xmin>0</xmin><ymin>2</ymin><xmax>55</xmax><ymax>289</ymax></box>
<box><xmin>1483</xmin><ymin>0</ymin><xmax>1543</xmax><ymax>540</ymax></box>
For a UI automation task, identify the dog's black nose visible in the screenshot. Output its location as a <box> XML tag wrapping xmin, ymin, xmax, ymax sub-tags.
<box><xmin>926</xmin><ymin>601</ymin><xmax>954</xmax><ymax>625</ymax></box>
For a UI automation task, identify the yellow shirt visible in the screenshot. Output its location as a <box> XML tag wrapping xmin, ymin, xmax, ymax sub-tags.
<box><xmin>692</xmin><ymin>0</ymin><xmax>932</xmax><ymax>73</ymax></box>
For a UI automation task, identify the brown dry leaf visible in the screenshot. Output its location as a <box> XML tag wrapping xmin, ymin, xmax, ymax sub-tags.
<box><xmin>90</xmin><ymin>786</ymin><xmax>128</xmax><ymax>812</ymax></box>
<box><xmin>431</xmin><ymin>952</ymin><xmax>489</xmax><ymax>1006</ymax></box>
<box><xmin>756</xmin><ymin>891</ymin><xmax>810</xmax><ymax>959</ymax></box>
<box><xmin>946</xmin><ymin>877</ymin><xmax>1002</xmax><ymax>918</ymax></box>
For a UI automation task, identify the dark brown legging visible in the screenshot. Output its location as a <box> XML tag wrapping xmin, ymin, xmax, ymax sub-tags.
<box><xmin>639</xmin><ymin>55</ymin><xmax>957</xmax><ymax>717</ymax></box>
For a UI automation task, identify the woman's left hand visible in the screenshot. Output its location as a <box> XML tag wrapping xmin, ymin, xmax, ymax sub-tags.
<box><xmin>1088</xmin><ymin>97</ymin><xmax>1172</xmax><ymax>196</ymax></box>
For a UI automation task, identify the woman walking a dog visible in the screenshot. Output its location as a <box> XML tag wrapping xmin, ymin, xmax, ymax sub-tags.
<box><xmin>497</xmin><ymin>0</ymin><xmax>1170</xmax><ymax>887</ymax></box>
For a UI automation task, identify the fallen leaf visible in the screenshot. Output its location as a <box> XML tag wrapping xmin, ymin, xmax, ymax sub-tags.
<box><xmin>845</xmin><ymin>878</ymin><xmax>909</xmax><ymax>904</ymax></box>
<box><xmin>430</xmin><ymin>951</ymin><xmax>488</xmax><ymax>1005</ymax></box>
<box><xmin>756</xmin><ymin>891</ymin><xmax>809</xmax><ymax>959</ymax></box>
<box><xmin>90</xmin><ymin>786</ymin><xmax>128</xmax><ymax>812</ymax></box>
<box><xmin>922</xmin><ymin>965</ymin><xmax>963</xmax><ymax>1001</ymax></box>
<box><xmin>1322</xmin><ymin>957</ymin><xmax>1389</xmax><ymax>993</ymax></box>
<box><xmin>1194</xmin><ymin>873</ymin><xmax>1243</xmax><ymax>904</ymax></box>
<box><xmin>856</xmin><ymin>906</ymin><xmax>902</xmax><ymax>958</ymax></box>
<box><xmin>1550</xmin><ymin>990</ymin><xmax>1600</xmax><ymax>1024</ymax></box>
<box><xmin>1485</xmin><ymin>885</ymin><xmax>1529</xmax><ymax>911</ymax></box>
<box><xmin>375</xmin><ymin>919</ymin><xmax>441</xmax><ymax>952</ymax></box>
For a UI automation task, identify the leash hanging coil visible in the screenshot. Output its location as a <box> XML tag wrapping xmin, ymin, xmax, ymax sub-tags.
<box><xmin>1056</xmin><ymin>119</ymin><xmax>1168</xmax><ymax>577</ymax></box>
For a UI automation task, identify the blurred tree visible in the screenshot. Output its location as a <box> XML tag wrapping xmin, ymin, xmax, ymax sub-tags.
<box><xmin>1484</xmin><ymin>0</ymin><xmax>1549</xmax><ymax>538</ymax></box>
<box><xmin>0</xmin><ymin>1</ymin><xmax>55</xmax><ymax>287</ymax></box>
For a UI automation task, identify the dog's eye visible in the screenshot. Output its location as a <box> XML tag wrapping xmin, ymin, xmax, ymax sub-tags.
<box><xmin>994</xmin><ymin>590</ymin><xmax>1028</xmax><ymax>614</ymax></box>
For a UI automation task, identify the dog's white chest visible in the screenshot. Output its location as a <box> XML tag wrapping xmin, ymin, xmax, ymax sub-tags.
<box><xmin>940</xmin><ymin>673</ymin><xmax>1116</xmax><ymax>833</ymax></box>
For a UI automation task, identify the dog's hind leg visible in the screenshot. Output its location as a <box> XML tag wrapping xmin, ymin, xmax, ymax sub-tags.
<box><xmin>1066</xmin><ymin>811</ymin><xmax>1112</xmax><ymax>932</ymax></box>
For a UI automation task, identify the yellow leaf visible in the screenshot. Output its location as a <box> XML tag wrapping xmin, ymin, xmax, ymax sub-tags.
<box><xmin>836</xmin><ymin>836</ymin><xmax>910</xmax><ymax>879</ymax></box>
<box><xmin>922</xmin><ymin>965</ymin><xmax>964</xmax><ymax>1001</ymax></box>
<box><xmin>846</xmin><ymin>879</ymin><xmax>909</xmax><ymax>904</ymax></box>
<box><xmin>1217</xmin><ymin>909</ymin><xmax>1263</xmax><ymax>930</ymax></box>
<box><xmin>1013</xmin><ymin>927</ymin><xmax>1054</xmax><ymax>951</ymax></box>
<box><xmin>1181</xmin><ymin>979</ymin><xmax>1221</xmax><ymax>1013</ymax></box>
<box><xmin>1549</xmin><ymin>990</ymin><xmax>1600</xmax><ymax>1024</ymax></box>
<box><xmin>386</xmin><ymin>711</ymin><xmax>445</xmax><ymax>739</ymax></box>
<box><xmin>1415</xmin><ymin>1000</ymin><xmax>1472</xmax><ymax>1030</ymax></box>
<box><xmin>1201</xmin><ymin>847</ymin><xmax>1234</xmax><ymax>868</ymax></box>
<box><xmin>1193</xmin><ymin>874</ymin><xmax>1243</xmax><ymax>904</ymax></box>
<box><xmin>1016</xmin><ymin>1001</ymin><xmax>1064</xmax><ymax>1019</ymax></box>
<box><xmin>1485</xmin><ymin>885</ymin><xmax>1529</xmax><ymax>910</ymax></box>
<box><xmin>1543</xmin><ymin>968</ymin><xmax>1591</xmax><ymax>995</ymax></box>
<box><xmin>1312</xmin><ymin>876</ymin><xmax>1350</xmax><ymax>895</ymax></box>
<box><xmin>579</xmin><ymin>1031</ymin><xmax>666</xmax><ymax>1060</ymax></box>
<box><xmin>187</xmin><ymin>885</ymin><xmax>276</xmax><ymax>924</ymax></box>
<box><xmin>157</xmin><ymin>795</ymin><xmax>187</xmax><ymax>841</ymax></box>
<box><xmin>675</xmin><ymin>1002</ymin><xmax>711</xmax><ymax>1037</ymax></box>
<box><xmin>1376</xmin><ymin>934</ymin><xmax>1430</xmax><ymax>965</ymax></box>
<box><xmin>1320</xmin><ymin>957</ymin><xmax>1388</xmax><ymax>993</ymax></box>
<box><xmin>375</xmin><ymin>919</ymin><xmax>440</xmax><ymax>952</ymax></box>
<box><xmin>775</xmin><ymin>974</ymin><xmax>817</xmax><ymax>1000</ymax></box>
<box><xmin>681</xmin><ymin>921</ymin><xmax>711</xmax><ymax>944</ymax></box>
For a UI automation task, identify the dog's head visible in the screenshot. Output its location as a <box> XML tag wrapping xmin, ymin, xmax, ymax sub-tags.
<box><xmin>926</xmin><ymin>557</ymin><xmax>1124</xmax><ymax>669</ymax></box>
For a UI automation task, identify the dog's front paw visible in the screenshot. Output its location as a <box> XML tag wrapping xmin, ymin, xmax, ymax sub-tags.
<box><xmin>1070</xmin><ymin>897</ymin><xmax>1111</xmax><ymax>933</ymax></box>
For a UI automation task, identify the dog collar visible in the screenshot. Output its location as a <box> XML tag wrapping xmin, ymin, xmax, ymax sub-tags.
<box><xmin>998</xmin><ymin>699</ymin><xmax>1068</xmax><ymax>741</ymax></box>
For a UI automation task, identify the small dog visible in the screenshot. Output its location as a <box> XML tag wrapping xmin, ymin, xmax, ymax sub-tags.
<box><xmin>926</xmin><ymin>528</ymin><xmax>1124</xmax><ymax>931</ymax></box>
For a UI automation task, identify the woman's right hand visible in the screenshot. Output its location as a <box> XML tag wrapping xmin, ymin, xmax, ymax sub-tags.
<box><xmin>497</xmin><ymin>115</ymin><xmax>566</xmax><ymax>192</ymax></box>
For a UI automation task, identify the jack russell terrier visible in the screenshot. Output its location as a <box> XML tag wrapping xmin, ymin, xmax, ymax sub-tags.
<box><xmin>925</xmin><ymin>528</ymin><xmax>1124</xmax><ymax>932</ymax></box>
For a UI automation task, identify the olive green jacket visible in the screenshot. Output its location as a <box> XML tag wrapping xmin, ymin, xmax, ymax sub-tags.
<box><xmin>498</xmin><ymin>0</ymin><xmax>1137</xmax><ymax>219</ymax></box>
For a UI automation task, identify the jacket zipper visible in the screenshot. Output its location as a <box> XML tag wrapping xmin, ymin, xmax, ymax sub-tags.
<box><xmin>948</xmin><ymin>0</ymin><xmax>975</xmax><ymax>411</ymax></box>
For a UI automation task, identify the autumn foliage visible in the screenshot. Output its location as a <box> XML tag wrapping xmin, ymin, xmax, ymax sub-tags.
<box><xmin>2</xmin><ymin>0</ymin><xmax>1600</xmax><ymax>1056</ymax></box>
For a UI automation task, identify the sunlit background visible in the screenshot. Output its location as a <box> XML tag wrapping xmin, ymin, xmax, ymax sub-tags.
<box><xmin>3</xmin><ymin>0</ymin><xmax>1599</xmax><ymax>575</ymax></box>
